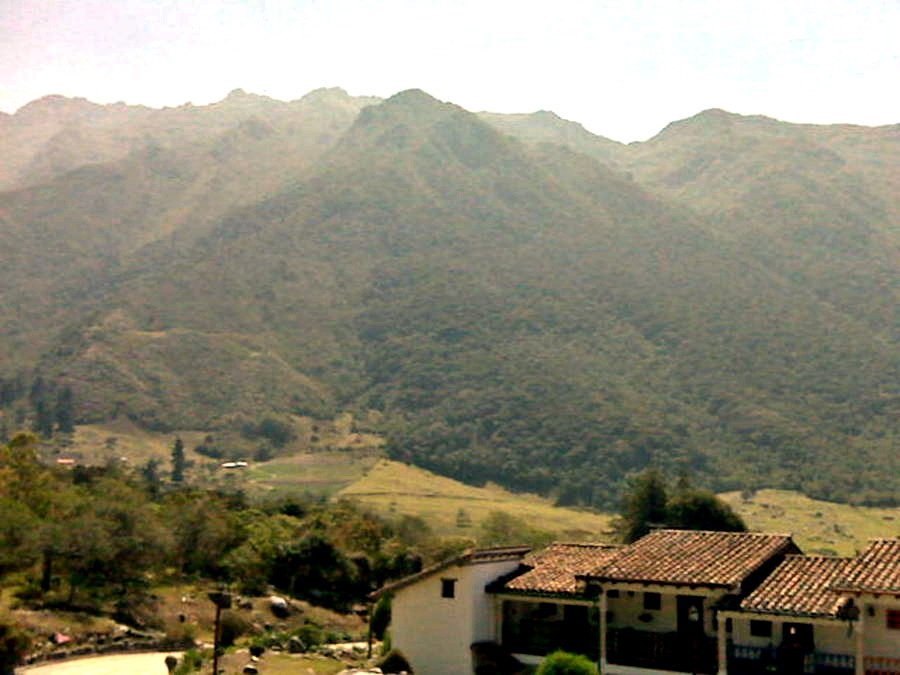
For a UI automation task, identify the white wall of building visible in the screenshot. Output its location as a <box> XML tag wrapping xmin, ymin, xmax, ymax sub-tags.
<box><xmin>861</xmin><ymin>595</ymin><xmax>900</xmax><ymax>660</ymax></box>
<box><xmin>730</xmin><ymin>616</ymin><xmax>853</xmax><ymax>655</ymax></box>
<box><xmin>390</xmin><ymin>558</ymin><xmax>523</xmax><ymax>675</ymax></box>
<box><xmin>605</xmin><ymin>583</ymin><xmax>724</xmax><ymax>636</ymax></box>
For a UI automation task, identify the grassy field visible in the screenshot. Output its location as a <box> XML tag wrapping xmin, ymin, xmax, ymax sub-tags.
<box><xmin>62</xmin><ymin>420</ymin><xmax>209</xmax><ymax>466</ymax></box>
<box><xmin>244</xmin><ymin>451</ymin><xmax>379</xmax><ymax>498</ymax></box>
<box><xmin>722</xmin><ymin>489</ymin><xmax>900</xmax><ymax>556</ymax></box>
<box><xmin>338</xmin><ymin>459</ymin><xmax>617</xmax><ymax>541</ymax></box>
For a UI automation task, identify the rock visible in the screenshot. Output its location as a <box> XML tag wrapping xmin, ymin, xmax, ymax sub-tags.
<box><xmin>288</xmin><ymin>635</ymin><xmax>306</xmax><ymax>653</ymax></box>
<box><xmin>269</xmin><ymin>596</ymin><xmax>290</xmax><ymax>618</ymax></box>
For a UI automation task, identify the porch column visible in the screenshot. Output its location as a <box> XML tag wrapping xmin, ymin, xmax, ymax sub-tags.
<box><xmin>717</xmin><ymin>612</ymin><xmax>728</xmax><ymax>675</ymax></box>
<box><xmin>599</xmin><ymin>590</ymin><xmax>608</xmax><ymax>670</ymax></box>
<box><xmin>854</xmin><ymin>614</ymin><xmax>864</xmax><ymax>675</ymax></box>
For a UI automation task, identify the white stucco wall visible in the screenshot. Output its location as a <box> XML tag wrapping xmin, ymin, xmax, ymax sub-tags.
<box><xmin>730</xmin><ymin>615</ymin><xmax>853</xmax><ymax>655</ymax></box>
<box><xmin>605</xmin><ymin>583</ymin><xmax>724</xmax><ymax>636</ymax></box>
<box><xmin>861</xmin><ymin>596</ymin><xmax>900</xmax><ymax>660</ymax></box>
<box><xmin>390</xmin><ymin>558</ymin><xmax>522</xmax><ymax>675</ymax></box>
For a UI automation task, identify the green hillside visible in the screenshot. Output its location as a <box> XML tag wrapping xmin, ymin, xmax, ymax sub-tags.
<box><xmin>0</xmin><ymin>89</ymin><xmax>896</xmax><ymax>507</ymax></box>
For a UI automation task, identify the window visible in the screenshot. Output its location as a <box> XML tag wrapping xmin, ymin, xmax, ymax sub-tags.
<box><xmin>441</xmin><ymin>578</ymin><xmax>456</xmax><ymax>599</ymax></box>
<box><xmin>887</xmin><ymin>609</ymin><xmax>900</xmax><ymax>630</ymax></box>
<box><xmin>606</xmin><ymin>589</ymin><xmax>620</xmax><ymax>598</ymax></box>
<box><xmin>750</xmin><ymin>620</ymin><xmax>772</xmax><ymax>637</ymax></box>
<box><xmin>643</xmin><ymin>592</ymin><xmax>661</xmax><ymax>610</ymax></box>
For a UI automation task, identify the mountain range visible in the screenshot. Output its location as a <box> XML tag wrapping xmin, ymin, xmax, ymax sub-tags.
<box><xmin>1</xmin><ymin>87</ymin><xmax>897</xmax><ymax>507</ymax></box>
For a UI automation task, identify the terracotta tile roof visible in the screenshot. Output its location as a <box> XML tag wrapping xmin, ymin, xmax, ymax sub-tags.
<box><xmin>833</xmin><ymin>539</ymin><xmax>900</xmax><ymax>595</ymax></box>
<box><xmin>740</xmin><ymin>555</ymin><xmax>853</xmax><ymax>618</ymax></box>
<box><xmin>498</xmin><ymin>543</ymin><xmax>621</xmax><ymax>597</ymax></box>
<box><xmin>586</xmin><ymin>529</ymin><xmax>797</xmax><ymax>588</ymax></box>
<box><xmin>370</xmin><ymin>546</ymin><xmax>530</xmax><ymax>599</ymax></box>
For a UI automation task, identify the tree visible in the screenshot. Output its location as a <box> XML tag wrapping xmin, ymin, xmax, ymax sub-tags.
<box><xmin>370</xmin><ymin>593</ymin><xmax>392</xmax><ymax>641</ymax></box>
<box><xmin>165</xmin><ymin>492</ymin><xmax>244</xmax><ymax>578</ymax></box>
<box><xmin>141</xmin><ymin>458</ymin><xmax>161</xmax><ymax>496</ymax></box>
<box><xmin>171</xmin><ymin>437</ymin><xmax>186</xmax><ymax>483</ymax></box>
<box><xmin>666</xmin><ymin>489</ymin><xmax>746</xmax><ymax>532</ymax></box>
<box><xmin>617</xmin><ymin>467</ymin><xmax>669</xmax><ymax>543</ymax></box>
<box><xmin>54</xmin><ymin>386</ymin><xmax>75</xmax><ymax>434</ymax></box>
<box><xmin>51</xmin><ymin>479</ymin><xmax>170</xmax><ymax>604</ymax></box>
<box><xmin>32</xmin><ymin>398</ymin><xmax>54</xmax><ymax>439</ymax></box>
<box><xmin>616</xmin><ymin>468</ymin><xmax>747</xmax><ymax>542</ymax></box>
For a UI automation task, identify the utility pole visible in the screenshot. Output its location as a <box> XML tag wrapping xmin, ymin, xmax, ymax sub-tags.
<box><xmin>208</xmin><ymin>591</ymin><xmax>232</xmax><ymax>675</ymax></box>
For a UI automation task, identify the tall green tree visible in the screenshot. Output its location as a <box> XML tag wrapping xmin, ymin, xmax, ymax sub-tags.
<box><xmin>618</xmin><ymin>467</ymin><xmax>669</xmax><ymax>543</ymax></box>
<box><xmin>171</xmin><ymin>436</ymin><xmax>186</xmax><ymax>483</ymax></box>
<box><xmin>617</xmin><ymin>468</ymin><xmax>747</xmax><ymax>542</ymax></box>
<box><xmin>31</xmin><ymin>398</ymin><xmax>54</xmax><ymax>439</ymax></box>
<box><xmin>54</xmin><ymin>386</ymin><xmax>75</xmax><ymax>434</ymax></box>
<box><xmin>666</xmin><ymin>489</ymin><xmax>746</xmax><ymax>532</ymax></box>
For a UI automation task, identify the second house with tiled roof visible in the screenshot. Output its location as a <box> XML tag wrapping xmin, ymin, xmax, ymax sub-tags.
<box><xmin>581</xmin><ymin>529</ymin><xmax>800</xmax><ymax>675</ymax></box>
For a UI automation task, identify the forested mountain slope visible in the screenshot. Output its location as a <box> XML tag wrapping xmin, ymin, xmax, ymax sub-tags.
<box><xmin>1</xmin><ymin>89</ymin><xmax>896</xmax><ymax>506</ymax></box>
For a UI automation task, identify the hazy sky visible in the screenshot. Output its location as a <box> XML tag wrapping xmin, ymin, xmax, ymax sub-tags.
<box><xmin>1</xmin><ymin>0</ymin><xmax>897</xmax><ymax>142</ymax></box>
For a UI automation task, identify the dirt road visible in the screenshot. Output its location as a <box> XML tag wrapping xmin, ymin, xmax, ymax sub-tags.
<box><xmin>19</xmin><ymin>651</ymin><xmax>182</xmax><ymax>675</ymax></box>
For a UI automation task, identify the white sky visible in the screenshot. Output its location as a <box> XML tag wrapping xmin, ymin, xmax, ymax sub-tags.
<box><xmin>1</xmin><ymin>0</ymin><xmax>897</xmax><ymax>142</ymax></box>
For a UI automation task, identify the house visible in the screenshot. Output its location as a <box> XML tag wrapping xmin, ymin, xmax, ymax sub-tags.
<box><xmin>834</xmin><ymin>539</ymin><xmax>900</xmax><ymax>674</ymax></box>
<box><xmin>373</xmin><ymin>546</ymin><xmax>530</xmax><ymax>675</ymax></box>
<box><xmin>374</xmin><ymin>533</ymin><xmax>900</xmax><ymax>675</ymax></box>
<box><xmin>582</xmin><ymin>529</ymin><xmax>799</xmax><ymax>675</ymax></box>
<box><xmin>721</xmin><ymin>539</ymin><xmax>900</xmax><ymax>675</ymax></box>
<box><xmin>720</xmin><ymin>554</ymin><xmax>858</xmax><ymax>674</ymax></box>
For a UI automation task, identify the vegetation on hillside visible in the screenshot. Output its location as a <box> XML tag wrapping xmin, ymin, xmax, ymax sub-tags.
<box><xmin>0</xmin><ymin>88</ymin><xmax>897</xmax><ymax>508</ymax></box>
<box><xmin>0</xmin><ymin>432</ymin><xmax>464</xmax><ymax>667</ymax></box>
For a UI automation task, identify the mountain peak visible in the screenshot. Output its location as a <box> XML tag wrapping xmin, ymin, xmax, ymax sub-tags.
<box><xmin>651</xmin><ymin>108</ymin><xmax>787</xmax><ymax>142</ymax></box>
<box><xmin>300</xmin><ymin>86</ymin><xmax>351</xmax><ymax>101</ymax></box>
<box><xmin>219</xmin><ymin>88</ymin><xmax>277</xmax><ymax>106</ymax></box>
<box><xmin>385</xmin><ymin>88</ymin><xmax>442</xmax><ymax>107</ymax></box>
<box><xmin>15</xmin><ymin>94</ymin><xmax>101</xmax><ymax>118</ymax></box>
<box><xmin>532</xmin><ymin>109</ymin><xmax>563</xmax><ymax>121</ymax></box>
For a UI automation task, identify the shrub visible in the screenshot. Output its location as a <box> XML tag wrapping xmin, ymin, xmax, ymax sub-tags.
<box><xmin>218</xmin><ymin>611</ymin><xmax>249</xmax><ymax>647</ymax></box>
<box><xmin>378</xmin><ymin>649</ymin><xmax>413</xmax><ymax>674</ymax></box>
<box><xmin>173</xmin><ymin>648</ymin><xmax>205</xmax><ymax>675</ymax></box>
<box><xmin>536</xmin><ymin>650</ymin><xmax>599</xmax><ymax>675</ymax></box>
<box><xmin>294</xmin><ymin>622</ymin><xmax>324</xmax><ymax>648</ymax></box>
<box><xmin>0</xmin><ymin>617</ymin><xmax>30</xmax><ymax>672</ymax></box>
<box><xmin>370</xmin><ymin>594</ymin><xmax>392</xmax><ymax>640</ymax></box>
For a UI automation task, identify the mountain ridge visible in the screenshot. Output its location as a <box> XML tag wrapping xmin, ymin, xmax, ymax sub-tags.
<box><xmin>1</xmin><ymin>87</ymin><xmax>896</xmax><ymax>506</ymax></box>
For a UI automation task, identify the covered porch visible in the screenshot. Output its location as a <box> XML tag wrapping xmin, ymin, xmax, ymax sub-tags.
<box><xmin>499</xmin><ymin>598</ymin><xmax>599</xmax><ymax>660</ymax></box>
<box><xmin>607</xmin><ymin>626</ymin><xmax>718</xmax><ymax>674</ymax></box>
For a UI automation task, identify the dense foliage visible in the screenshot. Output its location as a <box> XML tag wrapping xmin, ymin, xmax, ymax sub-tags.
<box><xmin>0</xmin><ymin>434</ymin><xmax>430</xmax><ymax>618</ymax></box>
<box><xmin>616</xmin><ymin>468</ymin><xmax>746</xmax><ymax>543</ymax></box>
